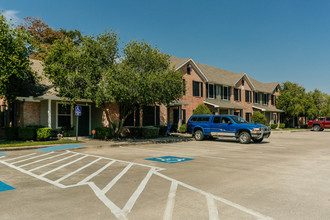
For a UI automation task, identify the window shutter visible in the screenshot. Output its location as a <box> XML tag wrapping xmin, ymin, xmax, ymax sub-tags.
<box><xmin>214</xmin><ymin>85</ymin><xmax>217</xmax><ymax>99</ymax></box>
<box><xmin>206</xmin><ymin>83</ymin><xmax>209</xmax><ymax>98</ymax></box>
<box><xmin>239</xmin><ymin>89</ymin><xmax>241</xmax><ymax>101</ymax></box>
<box><xmin>200</xmin><ymin>83</ymin><xmax>203</xmax><ymax>97</ymax></box>
<box><xmin>220</xmin><ymin>86</ymin><xmax>224</xmax><ymax>99</ymax></box>
<box><xmin>228</xmin><ymin>87</ymin><xmax>231</xmax><ymax>100</ymax></box>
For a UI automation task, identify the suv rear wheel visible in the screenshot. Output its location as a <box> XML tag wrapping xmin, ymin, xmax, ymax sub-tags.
<box><xmin>194</xmin><ymin>130</ymin><xmax>204</xmax><ymax>141</ymax></box>
<box><xmin>313</xmin><ymin>125</ymin><xmax>322</xmax><ymax>131</ymax></box>
<box><xmin>239</xmin><ymin>132</ymin><xmax>251</xmax><ymax>144</ymax></box>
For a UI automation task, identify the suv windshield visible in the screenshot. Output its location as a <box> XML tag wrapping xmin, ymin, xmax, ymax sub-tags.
<box><xmin>230</xmin><ymin>115</ymin><xmax>248</xmax><ymax>124</ymax></box>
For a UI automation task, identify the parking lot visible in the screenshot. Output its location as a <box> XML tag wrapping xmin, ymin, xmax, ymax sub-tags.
<box><xmin>1</xmin><ymin>131</ymin><xmax>330</xmax><ymax>220</ymax></box>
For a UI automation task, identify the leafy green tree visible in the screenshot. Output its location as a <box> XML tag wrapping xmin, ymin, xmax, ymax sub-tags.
<box><xmin>277</xmin><ymin>81</ymin><xmax>306</xmax><ymax>127</ymax></box>
<box><xmin>44</xmin><ymin>36</ymin><xmax>183</xmax><ymax>136</ymax></box>
<box><xmin>0</xmin><ymin>13</ymin><xmax>34</xmax><ymax>104</ymax></box>
<box><xmin>251</xmin><ymin>111</ymin><xmax>267</xmax><ymax>125</ymax></box>
<box><xmin>101</xmin><ymin>40</ymin><xmax>184</xmax><ymax>135</ymax></box>
<box><xmin>193</xmin><ymin>104</ymin><xmax>211</xmax><ymax>115</ymax></box>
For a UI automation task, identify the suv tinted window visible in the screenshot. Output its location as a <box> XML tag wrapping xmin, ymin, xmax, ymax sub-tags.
<box><xmin>213</xmin><ymin>116</ymin><xmax>221</xmax><ymax>123</ymax></box>
<box><xmin>190</xmin><ymin>117</ymin><xmax>210</xmax><ymax>122</ymax></box>
<box><xmin>221</xmin><ymin>117</ymin><xmax>231</xmax><ymax>123</ymax></box>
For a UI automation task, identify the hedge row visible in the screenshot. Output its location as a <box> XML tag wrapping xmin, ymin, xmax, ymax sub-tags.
<box><xmin>93</xmin><ymin>126</ymin><xmax>167</xmax><ymax>139</ymax></box>
<box><xmin>5</xmin><ymin>126</ymin><xmax>57</xmax><ymax>141</ymax></box>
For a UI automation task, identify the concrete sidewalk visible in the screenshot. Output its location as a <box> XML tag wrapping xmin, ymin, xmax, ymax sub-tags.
<box><xmin>0</xmin><ymin>133</ymin><xmax>193</xmax><ymax>151</ymax></box>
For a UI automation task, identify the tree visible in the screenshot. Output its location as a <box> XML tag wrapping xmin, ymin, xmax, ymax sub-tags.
<box><xmin>277</xmin><ymin>81</ymin><xmax>306</xmax><ymax>127</ymax></box>
<box><xmin>44</xmin><ymin>36</ymin><xmax>184</xmax><ymax>136</ymax></box>
<box><xmin>44</xmin><ymin>31</ymin><xmax>119</xmax><ymax>103</ymax></box>
<box><xmin>18</xmin><ymin>17</ymin><xmax>83</xmax><ymax>60</ymax></box>
<box><xmin>193</xmin><ymin>104</ymin><xmax>211</xmax><ymax>115</ymax></box>
<box><xmin>0</xmin><ymin>13</ymin><xmax>34</xmax><ymax>104</ymax></box>
<box><xmin>251</xmin><ymin>111</ymin><xmax>266</xmax><ymax>125</ymax></box>
<box><xmin>101</xmin><ymin>41</ymin><xmax>184</xmax><ymax>135</ymax></box>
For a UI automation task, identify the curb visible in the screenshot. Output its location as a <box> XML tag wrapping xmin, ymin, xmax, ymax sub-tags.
<box><xmin>0</xmin><ymin>137</ymin><xmax>193</xmax><ymax>151</ymax></box>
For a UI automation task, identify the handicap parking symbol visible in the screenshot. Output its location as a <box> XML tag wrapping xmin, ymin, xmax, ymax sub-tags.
<box><xmin>75</xmin><ymin>106</ymin><xmax>82</xmax><ymax>116</ymax></box>
<box><xmin>145</xmin><ymin>156</ymin><xmax>194</xmax><ymax>164</ymax></box>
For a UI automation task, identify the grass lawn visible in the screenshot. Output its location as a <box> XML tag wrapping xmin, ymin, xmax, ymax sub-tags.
<box><xmin>0</xmin><ymin>140</ymin><xmax>82</xmax><ymax>148</ymax></box>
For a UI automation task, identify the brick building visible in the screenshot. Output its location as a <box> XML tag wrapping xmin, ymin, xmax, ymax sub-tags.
<box><xmin>1</xmin><ymin>56</ymin><xmax>283</xmax><ymax>136</ymax></box>
<box><xmin>167</xmin><ymin>56</ymin><xmax>283</xmax><ymax>130</ymax></box>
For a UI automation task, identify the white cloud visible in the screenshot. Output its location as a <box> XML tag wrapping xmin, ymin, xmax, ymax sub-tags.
<box><xmin>3</xmin><ymin>10</ymin><xmax>21</xmax><ymax>25</ymax></box>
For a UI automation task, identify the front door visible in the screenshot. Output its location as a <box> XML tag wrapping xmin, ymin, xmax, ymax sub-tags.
<box><xmin>78</xmin><ymin>106</ymin><xmax>90</xmax><ymax>136</ymax></box>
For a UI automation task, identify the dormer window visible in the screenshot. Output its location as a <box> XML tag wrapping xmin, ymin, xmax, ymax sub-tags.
<box><xmin>187</xmin><ymin>64</ymin><xmax>191</xmax><ymax>74</ymax></box>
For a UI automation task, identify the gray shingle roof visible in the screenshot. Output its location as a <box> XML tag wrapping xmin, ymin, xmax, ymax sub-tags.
<box><xmin>169</xmin><ymin>55</ymin><xmax>279</xmax><ymax>93</ymax></box>
<box><xmin>204</xmin><ymin>99</ymin><xmax>247</xmax><ymax>110</ymax></box>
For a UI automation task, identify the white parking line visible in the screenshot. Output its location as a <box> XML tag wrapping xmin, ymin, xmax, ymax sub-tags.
<box><xmin>40</xmin><ymin>155</ymin><xmax>88</xmax><ymax>177</ymax></box>
<box><xmin>12</xmin><ymin>152</ymin><xmax>54</xmax><ymax>164</ymax></box>
<box><xmin>163</xmin><ymin>181</ymin><xmax>178</xmax><ymax>220</ymax></box>
<box><xmin>122</xmin><ymin>167</ymin><xmax>156</xmax><ymax>214</ymax></box>
<box><xmin>207</xmin><ymin>196</ymin><xmax>219</xmax><ymax>220</ymax></box>
<box><xmin>0</xmin><ymin>151</ymin><xmax>273</xmax><ymax>220</ymax></box>
<box><xmin>29</xmin><ymin>153</ymin><xmax>79</xmax><ymax>172</ymax></box>
<box><xmin>102</xmin><ymin>163</ymin><xmax>133</xmax><ymax>193</ymax></box>
<box><xmin>19</xmin><ymin>152</ymin><xmax>70</xmax><ymax>168</ymax></box>
<box><xmin>78</xmin><ymin>160</ymin><xmax>116</xmax><ymax>185</ymax></box>
<box><xmin>3</xmin><ymin>153</ymin><xmax>37</xmax><ymax>162</ymax></box>
<box><xmin>0</xmin><ymin>156</ymin><xmax>5</xmax><ymax>159</ymax></box>
<box><xmin>121</xmin><ymin>146</ymin><xmax>226</xmax><ymax>160</ymax></box>
<box><xmin>55</xmin><ymin>157</ymin><xmax>103</xmax><ymax>183</ymax></box>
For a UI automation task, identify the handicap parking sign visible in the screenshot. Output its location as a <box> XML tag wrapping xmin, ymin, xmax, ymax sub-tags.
<box><xmin>145</xmin><ymin>156</ymin><xmax>194</xmax><ymax>164</ymax></box>
<box><xmin>75</xmin><ymin>106</ymin><xmax>82</xmax><ymax>116</ymax></box>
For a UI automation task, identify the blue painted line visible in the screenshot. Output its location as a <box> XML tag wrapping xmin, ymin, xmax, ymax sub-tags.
<box><xmin>38</xmin><ymin>144</ymin><xmax>85</xmax><ymax>152</ymax></box>
<box><xmin>145</xmin><ymin>156</ymin><xmax>194</xmax><ymax>164</ymax></box>
<box><xmin>0</xmin><ymin>152</ymin><xmax>7</xmax><ymax>155</ymax></box>
<box><xmin>0</xmin><ymin>181</ymin><xmax>15</xmax><ymax>192</ymax></box>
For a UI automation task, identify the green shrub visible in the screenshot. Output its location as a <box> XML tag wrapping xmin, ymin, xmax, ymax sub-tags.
<box><xmin>37</xmin><ymin>128</ymin><xmax>52</xmax><ymax>141</ymax></box>
<box><xmin>94</xmin><ymin>127</ymin><xmax>112</xmax><ymax>139</ymax></box>
<box><xmin>193</xmin><ymin>104</ymin><xmax>211</xmax><ymax>115</ymax></box>
<box><xmin>128</xmin><ymin>127</ymin><xmax>143</xmax><ymax>138</ymax></box>
<box><xmin>179</xmin><ymin>124</ymin><xmax>187</xmax><ymax>133</ymax></box>
<box><xmin>251</xmin><ymin>112</ymin><xmax>267</xmax><ymax>125</ymax></box>
<box><xmin>5</xmin><ymin>127</ymin><xmax>19</xmax><ymax>140</ymax></box>
<box><xmin>279</xmin><ymin>123</ymin><xmax>286</xmax><ymax>129</ymax></box>
<box><xmin>51</xmin><ymin>129</ymin><xmax>60</xmax><ymax>138</ymax></box>
<box><xmin>270</xmin><ymin>124</ymin><xmax>278</xmax><ymax>129</ymax></box>
<box><xmin>265</xmin><ymin>124</ymin><xmax>270</xmax><ymax>127</ymax></box>
<box><xmin>18</xmin><ymin>127</ymin><xmax>37</xmax><ymax>140</ymax></box>
<box><xmin>301</xmin><ymin>124</ymin><xmax>308</xmax><ymax>129</ymax></box>
<box><xmin>141</xmin><ymin>126</ymin><xmax>159</xmax><ymax>138</ymax></box>
<box><xmin>159</xmin><ymin>125</ymin><xmax>168</xmax><ymax>136</ymax></box>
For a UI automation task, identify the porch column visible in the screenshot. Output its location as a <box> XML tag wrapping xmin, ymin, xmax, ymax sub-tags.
<box><xmin>178</xmin><ymin>105</ymin><xmax>182</xmax><ymax>129</ymax></box>
<box><xmin>278</xmin><ymin>113</ymin><xmax>281</xmax><ymax>127</ymax></box>
<box><xmin>48</xmin><ymin>99</ymin><xmax>51</xmax><ymax>128</ymax></box>
<box><xmin>270</xmin><ymin>112</ymin><xmax>272</xmax><ymax>124</ymax></box>
<box><xmin>227</xmin><ymin>109</ymin><xmax>230</xmax><ymax>115</ymax></box>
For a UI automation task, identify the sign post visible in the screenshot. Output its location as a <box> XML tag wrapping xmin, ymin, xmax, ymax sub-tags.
<box><xmin>75</xmin><ymin>106</ymin><xmax>82</xmax><ymax>141</ymax></box>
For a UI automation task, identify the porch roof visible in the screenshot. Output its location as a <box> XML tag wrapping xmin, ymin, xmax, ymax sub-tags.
<box><xmin>204</xmin><ymin>99</ymin><xmax>247</xmax><ymax>110</ymax></box>
<box><xmin>252</xmin><ymin>104</ymin><xmax>284</xmax><ymax>113</ymax></box>
<box><xmin>168</xmin><ymin>101</ymin><xmax>189</xmax><ymax>106</ymax></box>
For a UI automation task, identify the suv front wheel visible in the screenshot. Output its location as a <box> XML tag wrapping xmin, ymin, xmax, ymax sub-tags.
<box><xmin>194</xmin><ymin>130</ymin><xmax>204</xmax><ymax>141</ymax></box>
<box><xmin>239</xmin><ymin>132</ymin><xmax>251</xmax><ymax>144</ymax></box>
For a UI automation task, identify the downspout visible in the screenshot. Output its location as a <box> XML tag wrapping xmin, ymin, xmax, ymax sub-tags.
<box><xmin>21</xmin><ymin>99</ymin><xmax>25</xmax><ymax>128</ymax></box>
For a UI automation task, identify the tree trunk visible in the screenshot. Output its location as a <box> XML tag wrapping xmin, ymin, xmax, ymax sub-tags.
<box><xmin>102</xmin><ymin>103</ymin><xmax>115</xmax><ymax>135</ymax></box>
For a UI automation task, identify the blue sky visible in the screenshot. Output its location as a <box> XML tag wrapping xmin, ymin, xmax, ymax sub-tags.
<box><xmin>1</xmin><ymin>0</ymin><xmax>330</xmax><ymax>93</ymax></box>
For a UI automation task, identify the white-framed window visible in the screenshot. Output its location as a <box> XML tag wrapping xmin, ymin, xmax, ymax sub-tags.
<box><xmin>56</xmin><ymin>103</ymin><xmax>73</xmax><ymax>129</ymax></box>
<box><xmin>223</xmin><ymin>86</ymin><xmax>229</xmax><ymax>100</ymax></box>
<box><xmin>207</xmin><ymin>83</ymin><xmax>216</xmax><ymax>99</ymax></box>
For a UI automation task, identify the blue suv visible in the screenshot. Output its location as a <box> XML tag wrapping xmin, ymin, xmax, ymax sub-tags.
<box><xmin>186</xmin><ymin>115</ymin><xmax>271</xmax><ymax>144</ymax></box>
